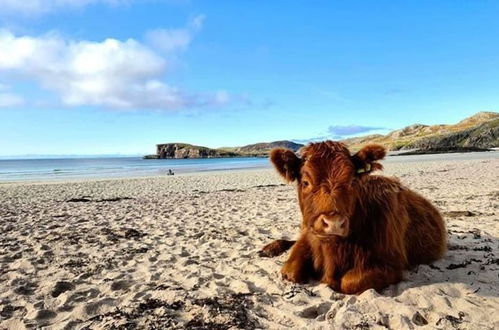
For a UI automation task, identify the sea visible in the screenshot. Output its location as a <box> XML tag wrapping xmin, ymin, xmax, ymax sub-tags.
<box><xmin>0</xmin><ymin>157</ymin><xmax>271</xmax><ymax>182</ymax></box>
<box><xmin>0</xmin><ymin>151</ymin><xmax>497</xmax><ymax>183</ymax></box>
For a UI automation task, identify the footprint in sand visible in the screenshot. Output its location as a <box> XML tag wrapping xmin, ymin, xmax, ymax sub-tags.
<box><xmin>51</xmin><ymin>281</ymin><xmax>75</xmax><ymax>297</ymax></box>
<box><xmin>84</xmin><ymin>297</ymin><xmax>117</xmax><ymax>316</ymax></box>
<box><xmin>30</xmin><ymin>309</ymin><xmax>58</xmax><ymax>327</ymax></box>
<box><xmin>111</xmin><ymin>279</ymin><xmax>133</xmax><ymax>291</ymax></box>
<box><xmin>66</xmin><ymin>288</ymin><xmax>100</xmax><ymax>303</ymax></box>
<box><xmin>11</xmin><ymin>278</ymin><xmax>38</xmax><ymax>296</ymax></box>
<box><xmin>297</xmin><ymin>302</ymin><xmax>333</xmax><ymax>320</ymax></box>
<box><xmin>35</xmin><ymin>309</ymin><xmax>57</xmax><ymax>321</ymax></box>
<box><xmin>0</xmin><ymin>304</ymin><xmax>26</xmax><ymax>320</ymax></box>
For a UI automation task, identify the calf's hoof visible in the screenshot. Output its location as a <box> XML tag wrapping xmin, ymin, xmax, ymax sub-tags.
<box><xmin>281</xmin><ymin>262</ymin><xmax>307</xmax><ymax>284</ymax></box>
<box><xmin>320</xmin><ymin>276</ymin><xmax>341</xmax><ymax>292</ymax></box>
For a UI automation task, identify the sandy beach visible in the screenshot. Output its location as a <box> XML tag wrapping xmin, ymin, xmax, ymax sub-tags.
<box><xmin>1</xmin><ymin>156</ymin><xmax>498</xmax><ymax>329</ymax></box>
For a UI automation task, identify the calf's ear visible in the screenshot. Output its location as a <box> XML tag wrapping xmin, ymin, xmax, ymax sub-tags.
<box><xmin>270</xmin><ymin>148</ymin><xmax>301</xmax><ymax>182</ymax></box>
<box><xmin>352</xmin><ymin>144</ymin><xmax>386</xmax><ymax>174</ymax></box>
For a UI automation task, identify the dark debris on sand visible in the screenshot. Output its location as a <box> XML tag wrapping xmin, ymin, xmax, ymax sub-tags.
<box><xmin>411</xmin><ymin>311</ymin><xmax>428</xmax><ymax>326</ymax></box>
<box><xmin>186</xmin><ymin>293</ymin><xmax>256</xmax><ymax>330</ymax></box>
<box><xmin>443</xmin><ymin>210</ymin><xmax>477</xmax><ymax>218</ymax></box>
<box><xmin>66</xmin><ymin>197</ymin><xmax>134</xmax><ymax>203</ymax></box>
<box><xmin>436</xmin><ymin>312</ymin><xmax>466</xmax><ymax>328</ymax></box>
<box><xmin>80</xmin><ymin>293</ymin><xmax>257</xmax><ymax>330</ymax></box>
<box><xmin>445</xmin><ymin>227</ymin><xmax>498</xmax><ymax>272</ymax></box>
<box><xmin>101</xmin><ymin>228</ymin><xmax>146</xmax><ymax>242</ymax></box>
<box><xmin>446</xmin><ymin>258</ymin><xmax>481</xmax><ymax>270</ymax></box>
<box><xmin>124</xmin><ymin>228</ymin><xmax>146</xmax><ymax>239</ymax></box>
<box><xmin>254</xmin><ymin>184</ymin><xmax>286</xmax><ymax>189</ymax></box>
<box><xmin>83</xmin><ymin>299</ymin><xmax>182</xmax><ymax>329</ymax></box>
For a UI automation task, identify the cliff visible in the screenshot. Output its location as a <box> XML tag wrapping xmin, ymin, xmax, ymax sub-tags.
<box><xmin>231</xmin><ymin>140</ymin><xmax>303</xmax><ymax>156</ymax></box>
<box><xmin>342</xmin><ymin>112</ymin><xmax>499</xmax><ymax>151</ymax></box>
<box><xmin>404</xmin><ymin>118</ymin><xmax>498</xmax><ymax>150</ymax></box>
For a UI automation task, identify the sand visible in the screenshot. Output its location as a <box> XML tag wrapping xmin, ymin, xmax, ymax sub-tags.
<box><xmin>0</xmin><ymin>157</ymin><xmax>498</xmax><ymax>329</ymax></box>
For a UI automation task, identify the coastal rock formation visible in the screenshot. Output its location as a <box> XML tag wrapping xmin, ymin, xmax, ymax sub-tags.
<box><xmin>146</xmin><ymin>112</ymin><xmax>498</xmax><ymax>159</ymax></box>
<box><xmin>151</xmin><ymin>141</ymin><xmax>304</xmax><ymax>159</ymax></box>
<box><xmin>155</xmin><ymin>143</ymin><xmax>238</xmax><ymax>159</ymax></box>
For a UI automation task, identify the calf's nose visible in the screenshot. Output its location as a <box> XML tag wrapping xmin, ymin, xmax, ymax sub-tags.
<box><xmin>320</xmin><ymin>215</ymin><xmax>349</xmax><ymax>237</ymax></box>
<box><xmin>322</xmin><ymin>217</ymin><xmax>345</xmax><ymax>231</ymax></box>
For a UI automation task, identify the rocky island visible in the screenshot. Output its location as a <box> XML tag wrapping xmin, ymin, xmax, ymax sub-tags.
<box><xmin>144</xmin><ymin>141</ymin><xmax>303</xmax><ymax>159</ymax></box>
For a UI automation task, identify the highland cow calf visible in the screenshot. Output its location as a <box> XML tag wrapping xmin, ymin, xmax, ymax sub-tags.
<box><xmin>261</xmin><ymin>141</ymin><xmax>446</xmax><ymax>294</ymax></box>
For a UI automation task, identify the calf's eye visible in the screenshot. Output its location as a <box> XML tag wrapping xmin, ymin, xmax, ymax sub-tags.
<box><xmin>301</xmin><ymin>180</ymin><xmax>310</xmax><ymax>187</ymax></box>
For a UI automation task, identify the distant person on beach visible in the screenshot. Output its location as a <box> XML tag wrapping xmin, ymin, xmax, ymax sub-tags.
<box><xmin>167</xmin><ymin>169</ymin><xmax>175</xmax><ymax>176</ymax></box>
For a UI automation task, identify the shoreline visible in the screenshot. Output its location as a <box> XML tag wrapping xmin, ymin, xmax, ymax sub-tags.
<box><xmin>0</xmin><ymin>166</ymin><xmax>273</xmax><ymax>186</ymax></box>
<box><xmin>1</xmin><ymin>150</ymin><xmax>498</xmax><ymax>185</ymax></box>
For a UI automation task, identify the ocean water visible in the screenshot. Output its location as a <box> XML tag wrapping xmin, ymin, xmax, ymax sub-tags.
<box><xmin>0</xmin><ymin>157</ymin><xmax>271</xmax><ymax>182</ymax></box>
<box><xmin>0</xmin><ymin>151</ymin><xmax>497</xmax><ymax>182</ymax></box>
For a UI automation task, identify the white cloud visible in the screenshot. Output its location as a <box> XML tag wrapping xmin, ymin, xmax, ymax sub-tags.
<box><xmin>0</xmin><ymin>0</ymin><xmax>129</xmax><ymax>15</ymax></box>
<box><xmin>0</xmin><ymin>21</ymin><xmax>230</xmax><ymax>111</ymax></box>
<box><xmin>145</xmin><ymin>28</ymin><xmax>192</xmax><ymax>53</ymax></box>
<box><xmin>0</xmin><ymin>93</ymin><xmax>24</xmax><ymax>107</ymax></box>
<box><xmin>188</xmin><ymin>14</ymin><xmax>205</xmax><ymax>31</ymax></box>
<box><xmin>213</xmin><ymin>90</ymin><xmax>230</xmax><ymax>104</ymax></box>
<box><xmin>0</xmin><ymin>84</ymin><xmax>24</xmax><ymax>107</ymax></box>
<box><xmin>145</xmin><ymin>15</ymin><xmax>205</xmax><ymax>53</ymax></box>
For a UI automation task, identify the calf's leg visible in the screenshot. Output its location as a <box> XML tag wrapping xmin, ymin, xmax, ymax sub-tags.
<box><xmin>319</xmin><ymin>244</ymin><xmax>341</xmax><ymax>291</ymax></box>
<box><xmin>339</xmin><ymin>266</ymin><xmax>403</xmax><ymax>294</ymax></box>
<box><xmin>281</xmin><ymin>237</ymin><xmax>312</xmax><ymax>283</ymax></box>
<box><xmin>259</xmin><ymin>239</ymin><xmax>295</xmax><ymax>258</ymax></box>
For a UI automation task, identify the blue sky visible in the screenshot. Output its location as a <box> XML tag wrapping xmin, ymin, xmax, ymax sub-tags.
<box><xmin>0</xmin><ymin>1</ymin><xmax>498</xmax><ymax>156</ymax></box>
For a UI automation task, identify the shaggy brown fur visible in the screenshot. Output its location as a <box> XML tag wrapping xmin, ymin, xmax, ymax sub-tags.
<box><xmin>261</xmin><ymin>141</ymin><xmax>446</xmax><ymax>294</ymax></box>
